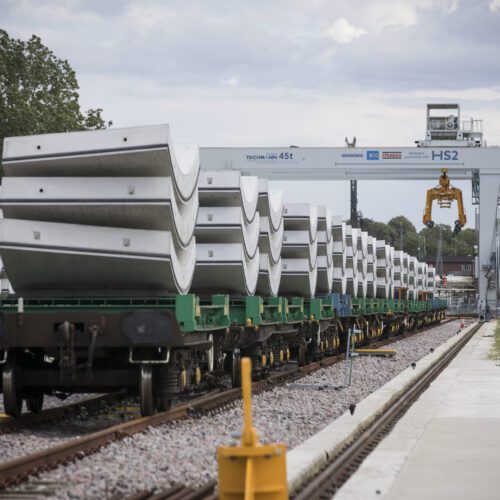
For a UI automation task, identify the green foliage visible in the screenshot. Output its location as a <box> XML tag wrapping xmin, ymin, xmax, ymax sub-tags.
<box><xmin>0</xmin><ymin>29</ymin><xmax>107</xmax><ymax>158</ymax></box>
<box><xmin>359</xmin><ymin>217</ymin><xmax>477</xmax><ymax>257</ymax></box>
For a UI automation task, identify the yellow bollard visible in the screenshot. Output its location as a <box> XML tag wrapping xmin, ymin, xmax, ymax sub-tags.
<box><xmin>217</xmin><ymin>357</ymin><xmax>288</xmax><ymax>500</ymax></box>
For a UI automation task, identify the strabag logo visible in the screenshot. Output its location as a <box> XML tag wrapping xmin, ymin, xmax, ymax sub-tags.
<box><xmin>382</xmin><ymin>151</ymin><xmax>402</xmax><ymax>160</ymax></box>
<box><xmin>367</xmin><ymin>150</ymin><xmax>379</xmax><ymax>160</ymax></box>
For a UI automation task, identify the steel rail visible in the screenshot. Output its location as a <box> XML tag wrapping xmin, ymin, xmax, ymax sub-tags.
<box><xmin>0</xmin><ymin>392</ymin><xmax>127</xmax><ymax>433</ymax></box>
<box><xmin>127</xmin><ymin>480</ymin><xmax>217</xmax><ymax>500</ymax></box>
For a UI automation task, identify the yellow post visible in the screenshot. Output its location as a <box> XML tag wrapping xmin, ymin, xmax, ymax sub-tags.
<box><xmin>241</xmin><ymin>358</ymin><xmax>257</xmax><ymax>447</ymax></box>
<box><xmin>217</xmin><ymin>357</ymin><xmax>288</xmax><ymax>500</ymax></box>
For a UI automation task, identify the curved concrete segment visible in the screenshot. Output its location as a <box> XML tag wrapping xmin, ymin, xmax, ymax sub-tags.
<box><xmin>408</xmin><ymin>256</ymin><xmax>418</xmax><ymax>300</ymax></box>
<box><xmin>427</xmin><ymin>266</ymin><xmax>436</xmax><ymax>298</ymax></box>
<box><xmin>1</xmin><ymin>125</ymin><xmax>199</xmax><ymax>203</ymax></box>
<box><xmin>366</xmin><ymin>236</ymin><xmax>377</xmax><ymax>298</ymax></box>
<box><xmin>280</xmin><ymin>204</ymin><xmax>318</xmax><ymax>297</ymax></box>
<box><xmin>0</xmin><ymin>218</ymin><xmax>195</xmax><ymax>295</ymax></box>
<box><xmin>417</xmin><ymin>262</ymin><xmax>428</xmax><ymax>296</ymax></box>
<box><xmin>258</xmin><ymin>179</ymin><xmax>284</xmax><ymax>233</ymax></box>
<box><xmin>317</xmin><ymin>207</ymin><xmax>333</xmax><ymax>243</ymax></box>
<box><xmin>191</xmin><ymin>243</ymin><xmax>259</xmax><ymax>296</ymax></box>
<box><xmin>259</xmin><ymin>216</ymin><xmax>284</xmax><ymax>265</ymax></box>
<box><xmin>357</xmin><ymin>233</ymin><xmax>368</xmax><ymax>298</ymax></box>
<box><xmin>195</xmin><ymin>171</ymin><xmax>260</xmax><ymax>295</ymax></box>
<box><xmin>282</xmin><ymin>230</ymin><xmax>318</xmax><ymax>269</ymax></box>
<box><xmin>196</xmin><ymin>207</ymin><xmax>259</xmax><ymax>259</ymax></box>
<box><xmin>282</xmin><ymin>204</ymin><xmax>318</xmax><ymax>239</ymax></box>
<box><xmin>332</xmin><ymin>216</ymin><xmax>347</xmax><ymax>294</ymax></box>
<box><xmin>346</xmin><ymin>225</ymin><xmax>359</xmax><ymax>298</ymax></box>
<box><xmin>317</xmin><ymin>207</ymin><xmax>334</xmax><ymax>294</ymax></box>
<box><xmin>0</xmin><ymin>177</ymin><xmax>199</xmax><ymax>249</ymax></box>
<box><xmin>280</xmin><ymin>258</ymin><xmax>318</xmax><ymax>297</ymax></box>
<box><xmin>376</xmin><ymin>241</ymin><xmax>391</xmax><ymax>299</ymax></box>
<box><xmin>198</xmin><ymin>171</ymin><xmax>258</xmax><ymax>224</ymax></box>
<box><xmin>393</xmin><ymin>250</ymin><xmax>408</xmax><ymax>299</ymax></box>
<box><xmin>317</xmin><ymin>253</ymin><xmax>334</xmax><ymax>294</ymax></box>
<box><xmin>332</xmin><ymin>270</ymin><xmax>347</xmax><ymax>295</ymax></box>
<box><xmin>256</xmin><ymin>254</ymin><xmax>282</xmax><ymax>297</ymax></box>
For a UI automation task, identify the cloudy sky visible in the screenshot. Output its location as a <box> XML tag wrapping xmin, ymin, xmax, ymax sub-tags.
<box><xmin>2</xmin><ymin>0</ymin><xmax>500</xmax><ymax>228</ymax></box>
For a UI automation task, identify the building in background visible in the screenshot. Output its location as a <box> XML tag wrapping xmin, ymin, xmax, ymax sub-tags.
<box><xmin>424</xmin><ymin>255</ymin><xmax>475</xmax><ymax>277</ymax></box>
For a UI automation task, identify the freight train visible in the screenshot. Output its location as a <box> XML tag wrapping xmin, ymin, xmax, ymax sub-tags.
<box><xmin>0</xmin><ymin>126</ymin><xmax>446</xmax><ymax>417</ymax></box>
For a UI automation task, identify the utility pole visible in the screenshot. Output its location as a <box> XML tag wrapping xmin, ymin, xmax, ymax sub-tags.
<box><xmin>350</xmin><ymin>179</ymin><xmax>358</xmax><ymax>228</ymax></box>
<box><xmin>436</xmin><ymin>226</ymin><xmax>444</xmax><ymax>277</ymax></box>
<box><xmin>399</xmin><ymin>224</ymin><xmax>404</xmax><ymax>251</ymax></box>
<box><xmin>345</xmin><ymin>137</ymin><xmax>359</xmax><ymax>228</ymax></box>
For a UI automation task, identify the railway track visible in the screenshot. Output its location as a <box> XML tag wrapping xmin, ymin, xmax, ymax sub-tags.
<box><xmin>0</xmin><ymin>392</ymin><xmax>128</xmax><ymax>434</ymax></box>
<box><xmin>127</xmin><ymin>480</ymin><xmax>217</xmax><ymax>500</ymax></box>
<box><xmin>0</xmin><ymin>319</ymin><xmax>454</xmax><ymax>490</ymax></box>
<box><xmin>292</xmin><ymin>320</ymin><xmax>479</xmax><ymax>500</ymax></box>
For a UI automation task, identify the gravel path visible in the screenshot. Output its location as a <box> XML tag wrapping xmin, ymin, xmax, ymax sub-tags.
<box><xmin>6</xmin><ymin>320</ymin><xmax>468</xmax><ymax>499</ymax></box>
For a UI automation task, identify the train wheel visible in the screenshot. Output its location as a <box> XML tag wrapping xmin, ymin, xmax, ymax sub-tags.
<box><xmin>3</xmin><ymin>352</ymin><xmax>23</xmax><ymax>418</ymax></box>
<box><xmin>231</xmin><ymin>350</ymin><xmax>241</xmax><ymax>388</ymax></box>
<box><xmin>25</xmin><ymin>390</ymin><xmax>44</xmax><ymax>414</ymax></box>
<box><xmin>139</xmin><ymin>364</ymin><xmax>155</xmax><ymax>417</ymax></box>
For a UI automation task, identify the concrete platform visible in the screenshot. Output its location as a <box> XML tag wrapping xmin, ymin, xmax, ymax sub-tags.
<box><xmin>336</xmin><ymin>321</ymin><xmax>500</xmax><ymax>500</ymax></box>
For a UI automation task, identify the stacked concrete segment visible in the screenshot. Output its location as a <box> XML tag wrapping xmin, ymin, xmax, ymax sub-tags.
<box><xmin>345</xmin><ymin>225</ymin><xmax>359</xmax><ymax>298</ymax></box>
<box><xmin>366</xmin><ymin>236</ymin><xmax>377</xmax><ymax>298</ymax></box>
<box><xmin>408</xmin><ymin>256</ymin><xmax>418</xmax><ymax>300</ymax></box>
<box><xmin>416</xmin><ymin>262</ymin><xmax>428</xmax><ymax>298</ymax></box>
<box><xmin>256</xmin><ymin>179</ymin><xmax>283</xmax><ymax>296</ymax></box>
<box><xmin>332</xmin><ymin>216</ymin><xmax>347</xmax><ymax>294</ymax></box>
<box><xmin>393</xmin><ymin>251</ymin><xmax>409</xmax><ymax>299</ymax></box>
<box><xmin>192</xmin><ymin>171</ymin><xmax>260</xmax><ymax>295</ymax></box>
<box><xmin>316</xmin><ymin>206</ymin><xmax>334</xmax><ymax>294</ymax></box>
<box><xmin>376</xmin><ymin>241</ymin><xmax>391</xmax><ymax>299</ymax></box>
<box><xmin>427</xmin><ymin>265</ymin><xmax>436</xmax><ymax>298</ymax></box>
<box><xmin>0</xmin><ymin>125</ymin><xmax>198</xmax><ymax>295</ymax></box>
<box><xmin>279</xmin><ymin>203</ymin><xmax>318</xmax><ymax>297</ymax></box>
<box><xmin>387</xmin><ymin>246</ymin><xmax>395</xmax><ymax>299</ymax></box>
<box><xmin>357</xmin><ymin>230</ymin><xmax>369</xmax><ymax>298</ymax></box>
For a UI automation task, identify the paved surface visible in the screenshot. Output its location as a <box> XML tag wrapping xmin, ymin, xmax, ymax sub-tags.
<box><xmin>336</xmin><ymin>321</ymin><xmax>500</xmax><ymax>500</ymax></box>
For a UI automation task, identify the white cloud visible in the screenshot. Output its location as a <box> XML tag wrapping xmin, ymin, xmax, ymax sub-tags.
<box><xmin>324</xmin><ymin>17</ymin><xmax>366</xmax><ymax>44</ymax></box>
<box><xmin>490</xmin><ymin>0</ymin><xmax>500</xmax><ymax>11</ymax></box>
<box><xmin>365</xmin><ymin>2</ymin><xmax>418</xmax><ymax>31</ymax></box>
<box><xmin>220</xmin><ymin>75</ymin><xmax>240</xmax><ymax>87</ymax></box>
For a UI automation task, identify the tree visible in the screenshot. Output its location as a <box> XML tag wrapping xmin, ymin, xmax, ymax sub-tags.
<box><xmin>360</xmin><ymin>218</ymin><xmax>396</xmax><ymax>244</ymax></box>
<box><xmin>358</xmin><ymin>215</ymin><xmax>477</xmax><ymax>257</ymax></box>
<box><xmin>0</xmin><ymin>30</ymin><xmax>107</xmax><ymax>158</ymax></box>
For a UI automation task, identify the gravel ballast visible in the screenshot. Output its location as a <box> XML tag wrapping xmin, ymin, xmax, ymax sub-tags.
<box><xmin>0</xmin><ymin>397</ymin><xmax>139</xmax><ymax>463</ymax></box>
<box><xmin>6</xmin><ymin>320</ymin><xmax>468</xmax><ymax>499</ymax></box>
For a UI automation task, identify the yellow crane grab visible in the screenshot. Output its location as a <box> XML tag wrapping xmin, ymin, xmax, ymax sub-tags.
<box><xmin>422</xmin><ymin>168</ymin><xmax>466</xmax><ymax>234</ymax></box>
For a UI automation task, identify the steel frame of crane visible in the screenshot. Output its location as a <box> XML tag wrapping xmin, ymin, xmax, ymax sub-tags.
<box><xmin>200</xmin><ymin>146</ymin><xmax>500</xmax><ymax>319</ymax></box>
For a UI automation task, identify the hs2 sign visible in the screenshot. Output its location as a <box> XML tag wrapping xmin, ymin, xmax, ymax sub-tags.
<box><xmin>432</xmin><ymin>150</ymin><xmax>459</xmax><ymax>161</ymax></box>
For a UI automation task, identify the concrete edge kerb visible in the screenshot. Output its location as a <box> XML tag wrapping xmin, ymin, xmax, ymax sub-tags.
<box><xmin>286</xmin><ymin>320</ymin><xmax>479</xmax><ymax>493</ymax></box>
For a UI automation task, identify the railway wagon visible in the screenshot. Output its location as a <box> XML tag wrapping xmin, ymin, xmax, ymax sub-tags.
<box><xmin>0</xmin><ymin>293</ymin><xmax>446</xmax><ymax>417</ymax></box>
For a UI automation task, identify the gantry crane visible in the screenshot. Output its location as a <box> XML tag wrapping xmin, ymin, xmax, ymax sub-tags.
<box><xmin>422</xmin><ymin>168</ymin><xmax>466</xmax><ymax>235</ymax></box>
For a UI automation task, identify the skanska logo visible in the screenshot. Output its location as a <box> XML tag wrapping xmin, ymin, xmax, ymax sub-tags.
<box><xmin>367</xmin><ymin>150</ymin><xmax>379</xmax><ymax>160</ymax></box>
